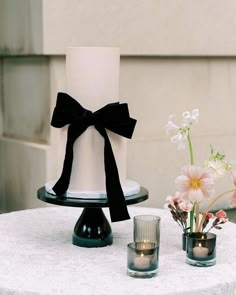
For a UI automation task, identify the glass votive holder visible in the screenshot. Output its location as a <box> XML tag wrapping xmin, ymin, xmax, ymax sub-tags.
<box><xmin>186</xmin><ymin>232</ymin><xmax>216</xmax><ymax>267</ymax></box>
<box><xmin>134</xmin><ymin>215</ymin><xmax>161</xmax><ymax>246</ymax></box>
<box><xmin>127</xmin><ymin>242</ymin><xmax>159</xmax><ymax>278</ymax></box>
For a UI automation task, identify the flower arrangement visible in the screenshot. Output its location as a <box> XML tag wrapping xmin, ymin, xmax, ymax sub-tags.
<box><xmin>165</xmin><ymin>109</ymin><xmax>236</xmax><ymax>234</ymax></box>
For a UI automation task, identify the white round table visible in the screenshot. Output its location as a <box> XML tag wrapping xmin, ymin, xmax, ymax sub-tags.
<box><xmin>0</xmin><ymin>206</ymin><xmax>236</xmax><ymax>295</ymax></box>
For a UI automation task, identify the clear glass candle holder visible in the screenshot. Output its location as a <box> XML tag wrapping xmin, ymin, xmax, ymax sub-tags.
<box><xmin>127</xmin><ymin>242</ymin><xmax>159</xmax><ymax>278</ymax></box>
<box><xmin>186</xmin><ymin>232</ymin><xmax>216</xmax><ymax>267</ymax></box>
<box><xmin>182</xmin><ymin>232</ymin><xmax>188</xmax><ymax>251</ymax></box>
<box><xmin>134</xmin><ymin>215</ymin><xmax>161</xmax><ymax>246</ymax></box>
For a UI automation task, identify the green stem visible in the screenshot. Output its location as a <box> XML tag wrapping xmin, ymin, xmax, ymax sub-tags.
<box><xmin>187</xmin><ymin>130</ymin><xmax>194</xmax><ymax>165</ymax></box>
<box><xmin>187</xmin><ymin>129</ymin><xmax>195</xmax><ymax>232</ymax></box>
<box><xmin>195</xmin><ymin>202</ymin><xmax>199</xmax><ymax>231</ymax></box>
<box><xmin>190</xmin><ymin>203</ymin><xmax>195</xmax><ymax>234</ymax></box>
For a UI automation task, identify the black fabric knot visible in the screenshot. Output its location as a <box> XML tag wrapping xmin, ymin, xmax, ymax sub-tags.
<box><xmin>50</xmin><ymin>92</ymin><xmax>137</xmax><ymax>222</ymax></box>
<box><xmin>81</xmin><ymin>110</ymin><xmax>95</xmax><ymax>126</ymax></box>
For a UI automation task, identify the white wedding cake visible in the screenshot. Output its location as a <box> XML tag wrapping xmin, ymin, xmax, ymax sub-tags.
<box><xmin>46</xmin><ymin>47</ymin><xmax>140</xmax><ymax>198</ymax></box>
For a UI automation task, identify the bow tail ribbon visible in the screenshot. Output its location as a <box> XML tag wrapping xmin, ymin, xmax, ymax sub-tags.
<box><xmin>96</xmin><ymin>126</ymin><xmax>130</xmax><ymax>222</ymax></box>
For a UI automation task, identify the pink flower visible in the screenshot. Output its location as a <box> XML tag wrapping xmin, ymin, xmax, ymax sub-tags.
<box><xmin>175</xmin><ymin>165</ymin><xmax>214</xmax><ymax>202</ymax></box>
<box><xmin>230</xmin><ymin>171</ymin><xmax>236</xmax><ymax>207</ymax></box>
<box><xmin>202</xmin><ymin>211</ymin><xmax>214</xmax><ymax>219</ymax></box>
<box><xmin>165</xmin><ymin>193</ymin><xmax>181</xmax><ymax>204</ymax></box>
<box><xmin>216</xmin><ymin>209</ymin><xmax>227</xmax><ymax>219</ymax></box>
<box><xmin>231</xmin><ymin>171</ymin><xmax>236</xmax><ymax>186</ymax></box>
<box><xmin>230</xmin><ymin>192</ymin><xmax>236</xmax><ymax>207</ymax></box>
<box><xmin>179</xmin><ymin>202</ymin><xmax>193</xmax><ymax>212</ymax></box>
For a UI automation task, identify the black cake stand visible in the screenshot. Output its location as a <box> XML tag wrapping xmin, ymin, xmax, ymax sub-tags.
<box><xmin>37</xmin><ymin>187</ymin><xmax>148</xmax><ymax>248</ymax></box>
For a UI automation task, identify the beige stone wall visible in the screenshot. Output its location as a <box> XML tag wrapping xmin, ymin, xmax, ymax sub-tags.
<box><xmin>2</xmin><ymin>0</ymin><xmax>236</xmax><ymax>56</ymax></box>
<box><xmin>119</xmin><ymin>57</ymin><xmax>236</xmax><ymax>210</ymax></box>
<box><xmin>0</xmin><ymin>0</ymin><xmax>42</xmax><ymax>54</ymax></box>
<box><xmin>0</xmin><ymin>0</ymin><xmax>236</xmax><ymax>213</ymax></box>
<box><xmin>2</xmin><ymin>57</ymin><xmax>50</xmax><ymax>143</ymax></box>
<box><xmin>0</xmin><ymin>58</ymin><xmax>3</xmax><ymax>135</ymax></box>
<box><xmin>42</xmin><ymin>0</ymin><xmax>236</xmax><ymax>56</ymax></box>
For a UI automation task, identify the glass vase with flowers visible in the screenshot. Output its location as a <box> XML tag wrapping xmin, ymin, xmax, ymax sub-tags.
<box><xmin>165</xmin><ymin>109</ymin><xmax>236</xmax><ymax>266</ymax></box>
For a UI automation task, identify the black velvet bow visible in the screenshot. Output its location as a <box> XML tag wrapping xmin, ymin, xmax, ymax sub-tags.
<box><xmin>51</xmin><ymin>92</ymin><xmax>137</xmax><ymax>222</ymax></box>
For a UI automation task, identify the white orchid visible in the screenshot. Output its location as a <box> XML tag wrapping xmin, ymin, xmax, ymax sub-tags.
<box><xmin>165</xmin><ymin>109</ymin><xmax>199</xmax><ymax>150</ymax></box>
<box><xmin>182</xmin><ymin>109</ymin><xmax>199</xmax><ymax>127</ymax></box>
<box><xmin>170</xmin><ymin>133</ymin><xmax>188</xmax><ymax>150</ymax></box>
<box><xmin>165</xmin><ymin>115</ymin><xmax>179</xmax><ymax>135</ymax></box>
<box><xmin>205</xmin><ymin>146</ymin><xmax>232</xmax><ymax>179</ymax></box>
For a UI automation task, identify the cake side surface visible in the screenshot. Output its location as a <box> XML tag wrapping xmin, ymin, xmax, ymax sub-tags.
<box><xmin>59</xmin><ymin>47</ymin><xmax>127</xmax><ymax>192</ymax></box>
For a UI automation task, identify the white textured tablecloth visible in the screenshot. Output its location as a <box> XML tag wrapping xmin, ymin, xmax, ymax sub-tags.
<box><xmin>0</xmin><ymin>206</ymin><xmax>236</xmax><ymax>295</ymax></box>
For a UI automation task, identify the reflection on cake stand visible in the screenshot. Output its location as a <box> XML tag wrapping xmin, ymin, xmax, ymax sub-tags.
<box><xmin>37</xmin><ymin>187</ymin><xmax>148</xmax><ymax>248</ymax></box>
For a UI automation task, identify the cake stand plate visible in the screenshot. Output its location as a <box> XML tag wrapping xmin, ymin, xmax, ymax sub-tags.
<box><xmin>37</xmin><ymin>187</ymin><xmax>148</xmax><ymax>248</ymax></box>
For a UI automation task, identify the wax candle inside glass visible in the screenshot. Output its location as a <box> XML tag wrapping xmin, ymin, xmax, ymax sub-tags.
<box><xmin>127</xmin><ymin>242</ymin><xmax>159</xmax><ymax>278</ymax></box>
<box><xmin>193</xmin><ymin>242</ymin><xmax>209</xmax><ymax>258</ymax></box>
<box><xmin>133</xmin><ymin>253</ymin><xmax>151</xmax><ymax>270</ymax></box>
<box><xmin>186</xmin><ymin>233</ymin><xmax>216</xmax><ymax>267</ymax></box>
<box><xmin>135</xmin><ymin>241</ymin><xmax>154</xmax><ymax>250</ymax></box>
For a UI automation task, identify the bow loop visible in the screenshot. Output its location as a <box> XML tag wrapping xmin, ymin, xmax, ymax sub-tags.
<box><xmin>51</xmin><ymin>92</ymin><xmax>137</xmax><ymax>222</ymax></box>
<box><xmin>93</xmin><ymin>102</ymin><xmax>136</xmax><ymax>138</ymax></box>
<box><xmin>51</xmin><ymin>93</ymin><xmax>89</xmax><ymax>127</ymax></box>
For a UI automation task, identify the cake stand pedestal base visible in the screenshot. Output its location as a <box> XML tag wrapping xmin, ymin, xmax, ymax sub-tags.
<box><xmin>37</xmin><ymin>186</ymin><xmax>148</xmax><ymax>248</ymax></box>
<box><xmin>72</xmin><ymin>207</ymin><xmax>113</xmax><ymax>247</ymax></box>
